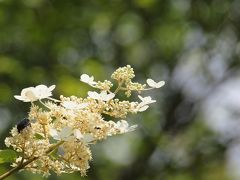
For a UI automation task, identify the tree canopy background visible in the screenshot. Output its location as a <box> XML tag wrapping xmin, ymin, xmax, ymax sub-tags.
<box><xmin>0</xmin><ymin>0</ymin><xmax>240</xmax><ymax>179</ymax></box>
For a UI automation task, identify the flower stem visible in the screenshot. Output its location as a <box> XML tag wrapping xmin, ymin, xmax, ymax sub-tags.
<box><xmin>114</xmin><ymin>80</ymin><xmax>124</xmax><ymax>94</ymax></box>
<box><xmin>42</xmin><ymin>124</ymin><xmax>47</xmax><ymax>138</ymax></box>
<box><xmin>0</xmin><ymin>141</ymin><xmax>64</xmax><ymax>180</ymax></box>
<box><xmin>39</xmin><ymin>100</ymin><xmax>51</xmax><ymax>109</ymax></box>
<box><xmin>47</xmin><ymin>97</ymin><xmax>61</xmax><ymax>102</ymax></box>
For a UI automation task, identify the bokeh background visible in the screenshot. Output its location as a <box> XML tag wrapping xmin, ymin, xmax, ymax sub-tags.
<box><xmin>0</xmin><ymin>0</ymin><xmax>240</xmax><ymax>179</ymax></box>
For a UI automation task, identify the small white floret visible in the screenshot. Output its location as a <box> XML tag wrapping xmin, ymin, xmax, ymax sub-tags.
<box><xmin>88</xmin><ymin>91</ymin><xmax>115</xmax><ymax>101</ymax></box>
<box><xmin>49</xmin><ymin>127</ymin><xmax>74</xmax><ymax>141</ymax></box>
<box><xmin>14</xmin><ymin>85</ymin><xmax>55</xmax><ymax>102</ymax></box>
<box><xmin>62</xmin><ymin>101</ymin><xmax>88</xmax><ymax>110</ymax></box>
<box><xmin>136</xmin><ymin>95</ymin><xmax>156</xmax><ymax>112</ymax></box>
<box><xmin>80</xmin><ymin>74</ymin><xmax>97</xmax><ymax>86</ymax></box>
<box><xmin>115</xmin><ymin>120</ymin><xmax>138</xmax><ymax>133</ymax></box>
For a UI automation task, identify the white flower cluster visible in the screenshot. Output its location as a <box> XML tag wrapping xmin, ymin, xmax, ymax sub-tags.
<box><xmin>14</xmin><ymin>85</ymin><xmax>55</xmax><ymax>102</ymax></box>
<box><xmin>6</xmin><ymin>65</ymin><xmax>164</xmax><ymax>177</ymax></box>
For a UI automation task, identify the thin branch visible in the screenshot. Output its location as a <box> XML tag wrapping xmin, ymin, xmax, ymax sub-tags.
<box><xmin>0</xmin><ymin>141</ymin><xmax>64</xmax><ymax>180</ymax></box>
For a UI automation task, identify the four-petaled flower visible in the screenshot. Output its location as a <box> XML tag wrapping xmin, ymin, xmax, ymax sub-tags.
<box><xmin>62</xmin><ymin>101</ymin><xmax>88</xmax><ymax>110</ymax></box>
<box><xmin>80</xmin><ymin>74</ymin><xmax>97</xmax><ymax>87</ymax></box>
<box><xmin>88</xmin><ymin>91</ymin><xmax>115</xmax><ymax>101</ymax></box>
<box><xmin>147</xmin><ymin>78</ymin><xmax>165</xmax><ymax>88</ymax></box>
<box><xmin>74</xmin><ymin>130</ymin><xmax>95</xmax><ymax>143</ymax></box>
<box><xmin>115</xmin><ymin>120</ymin><xmax>138</xmax><ymax>133</ymax></box>
<box><xmin>14</xmin><ymin>85</ymin><xmax>55</xmax><ymax>102</ymax></box>
<box><xmin>137</xmin><ymin>95</ymin><xmax>156</xmax><ymax>112</ymax></box>
<box><xmin>49</xmin><ymin>127</ymin><xmax>74</xmax><ymax>141</ymax></box>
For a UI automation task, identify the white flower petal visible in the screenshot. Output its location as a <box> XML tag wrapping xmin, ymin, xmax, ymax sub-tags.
<box><xmin>49</xmin><ymin>128</ymin><xmax>60</xmax><ymax>140</ymax></box>
<box><xmin>100</xmin><ymin>91</ymin><xmax>115</xmax><ymax>101</ymax></box>
<box><xmin>78</xmin><ymin>103</ymin><xmax>88</xmax><ymax>109</ymax></box>
<box><xmin>62</xmin><ymin>101</ymin><xmax>78</xmax><ymax>109</ymax></box>
<box><xmin>128</xmin><ymin>124</ymin><xmax>138</xmax><ymax>132</ymax></box>
<box><xmin>88</xmin><ymin>91</ymin><xmax>100</xmax><ymax>100</ymax></box>
<box><xmin>115</xmin><ymin>120</ymin><xmax>138</xmax><ymax>133</ymax></box>
<box><xmin>14</xmin><ymin>87</ymin><xmax>38</xmax><ymax>102</ymax></box>
<box><xmin>138</xmin><ymin>105</ymin><xmax>149</xmax><ymax>112</ymax></box>
<box><xmin>138</xmin><ymin>95</ymin><xmax>156</xmax><ymax>105</ymax></box>
<box><xmin>35</xmin><ymin>84</ymin><xmax>55</xmax><ymax>99</ymax></box>
<box><xmin>62</xmin><ymin>101</ymin><xmax>88</xmax><ymax>110</ymax></box>
<box><xmin>147</xmin><ymin>78</ymin><xmax>165</xmax><ymax>88</ymax></box>
<box><xmin>63</xmin><ymin>136</ymin><xmax>74</xmax><ymax>141</ymax></box>
<box><xmin>48</xmin><ymin>85</ymin><xmax>56</xmax><ymax>91</ymax></box>
<box><xmin>155</xmin><ymin>81</ymin><xmax>165</xmax><ymax>88</ymax></box>
<box><xmin>14</xmin><ymin>95</ymin><xmax>29</xmax><ymax>102</ymax></box>
<box><xmin>80</xmin><ymin>74</ymin><xmax>89</xmax><ymax>82</ymax></box>
<box><xmin>82</xmin><ymin>134</ymin><xmax>95</xmax><ymax>143</ymax></box>
<box><xmin>35</xmin><ymin>84</ymin><xmax>47</xmax><ymax>90</ymax></box>
<box><xmin>116</xmin><ymin>120</ymin><xmax>128</xmax><ymax>129</ymax></box>
<box><xmin>59</xmin><ymin>127</ymin><xmax>73</xmax><ymax>139</ymax></box>
<box><xmin>88</xmin><ymin>91</ymin><xmax>115</xmax><ymax>101</ymax></box>
<box><xmin>137</xmin><ymin>95</ymin><xmax>156</xmax><ymax>112</ymax></box>
<box><xmin>50</xmin><ymin>127</ymin><xmax>74</xmax><ymax>141</ymax></box>
<box><xmin>147</xmin><ymin>79</ymin><xmax>156</xmax><ymax>87</ymax></box>
<box><xmin>80</xmin><ymin>74</ymin><xmax>97</xmax><ymax>86</ymax></box>
<box><xmin>49</xmin><ymin>128</ymin><xmax>58</xmax><ymax>136</ymax></box>
<box><xmin>74</xmin><ymin>129</ymin><xmax>83</xmax><ymax>140</ymax></box>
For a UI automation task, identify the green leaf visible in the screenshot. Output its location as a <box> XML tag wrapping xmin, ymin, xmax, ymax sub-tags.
<box><xmin>34</xmin><ymin>133</ymin><xmax>45</xmax><ymax>139</ymax></box>
<box><xmin>0</xmin><ymin>149</ymin><xmax>17</xmax><ymax>164</ymax></box>
<box><xmin>49</xmin><ymin>148</ymin><xmax>59</xmax><ymax>160</ymax></box>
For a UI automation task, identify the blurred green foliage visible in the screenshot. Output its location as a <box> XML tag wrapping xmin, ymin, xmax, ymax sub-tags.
<box><xmin>0</xmin><ymin>0</ymin><xmax>240</xmax><ymax>179</ymax></box>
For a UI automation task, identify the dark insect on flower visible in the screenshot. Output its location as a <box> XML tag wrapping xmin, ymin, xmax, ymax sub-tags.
<box><xmin>17</xmin><ymin>118</ymin><xmax>31</xmax><ymax>133</ymax></box>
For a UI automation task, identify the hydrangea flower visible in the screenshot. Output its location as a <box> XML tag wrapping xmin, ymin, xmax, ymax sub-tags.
<box><xmin>137</xmin><ymin>95</ymin><xmax>156</xmax><ymax>112</ymax></box>
<box><xmin>147</xmin><ymin>78</ymin><xmax>165</xmax><ymax>88</ymax></box>
<box><xmin>88</xmin><ymin>91</ymin><xmax>115</xmax><ymax>101</ymax></box>
<box><xmin>62</xmin><ymin>101</ymin><xmax>88</xmax><ymax>110</ymax></box>
<box><xmin>115</xmin><ymin>120</ymin><xmax>138</xmax><ymax>133</ymax></box>
<box><xmin>14</xmin><ymin>85</ymin><xmax>55</xmax><ymax>102</ymax></box>
<box><xmin>80</xmin><ymin>74</ymin><xmax>97</xmax><ymax>86</ymax></box>
<box><xmin>49</xmin><ymin>127</ymin><xmax>74</xmax><ymax>141</ymax></box>
<box><xmin>4</xmin><ymin>65</ymin><xmax>165</xmax><ymax>178</ymax></box>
